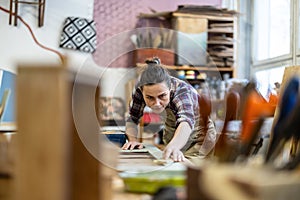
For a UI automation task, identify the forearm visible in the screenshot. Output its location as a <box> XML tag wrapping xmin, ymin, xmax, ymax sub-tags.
<box><xmin>163</xmin><ymin>121</ymin><xmax>192</xmax><ymax>161</ymax></box>
<box><xmin>168</xmin><ymin>121</ymin><xmax>191</xmax><ymax>149</ymax></box>
<box><xmin>125</xmin><ymin>121</ymin><xmax>139</xmax><ymax>142</ymax></box>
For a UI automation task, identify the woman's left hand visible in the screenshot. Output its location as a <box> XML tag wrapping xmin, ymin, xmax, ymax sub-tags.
<box><xmin>163</xmin><ymin>146</ymin><xmax>185</xmax><ymax>162</ymax></box>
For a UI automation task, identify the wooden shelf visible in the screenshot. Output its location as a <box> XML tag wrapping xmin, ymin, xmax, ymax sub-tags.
<box><xmin>207</xmin><ymin>41</ymin><xmax>234</xmax><ymax>45</ymax></box>
<box><xmin>165</xmin><ymin>65</ymin><xmax>234</xmax><ymax>72</ymax></box>
<box><xmin>207</xmin><ymin>29</ymin><xmax>233</xmax><ymax>33</ymax></box>
<box><xmin>184</xmin><ymin>79</ymin><xmax>205</xmax><ymax>84</ymax></box>
<box><xmin>172</xmin><ymin>12</ymin><xmax>235</xmax><ymax>21</ymax></box>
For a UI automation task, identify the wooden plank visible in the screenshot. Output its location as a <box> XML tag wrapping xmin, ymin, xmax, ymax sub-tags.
<box><xmin>15</xmin><ymin>65</ymin><xmax>104</xmax><ymax>200</ymax></box>
<box><xmin>207</xmin><ymin>41</ymin><xmax>234</xmax><ymax>45</ymax></box>
<box><xmin>70</xmin><ymin>79</ymin><xmax>102</xmax><ymax>200</ymax></box>
<box><xmin>172</xmin><ymin>12</ymin><xmax>234</xmax><ymax>21</ymax></box>
<box><xmin>117</xmin><ymin>144</ymin><xmax>186</xmax><ymax>172</ymax></box>
<box><xmin>16</xmin><ymin>66</ymin><xmax>69</xmax><ymax>200</ymax></box>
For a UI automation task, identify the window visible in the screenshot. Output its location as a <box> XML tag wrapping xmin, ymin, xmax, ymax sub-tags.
<box><xmin>251</xmin><ymin>0</ymin><xmax>294</xmax><ymax>92</ymax></box>
<box><xmin>253</xmin><ymin>0</ymin><xmax>291</xmax><ymax>61</ymax></box>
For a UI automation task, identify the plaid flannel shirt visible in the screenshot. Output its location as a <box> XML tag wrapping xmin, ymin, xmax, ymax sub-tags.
<box><xmin>127</xmin><ymin>76</ymin><xmax>216</xmax><ymax>155</ymax></box>
<box><xmin>127</xmin><ymin>77</ymin><xmax>197</xmax><ymax>127</ymax></box>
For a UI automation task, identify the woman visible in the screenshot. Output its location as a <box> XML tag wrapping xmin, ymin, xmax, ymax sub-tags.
<box><xmin>122</xmin><ymin>57</ymin><xmax>217</xmax><ymax>162</ymax></box>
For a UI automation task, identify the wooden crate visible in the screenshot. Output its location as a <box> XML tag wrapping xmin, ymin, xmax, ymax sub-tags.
<box><xmin>133</xmin><ymin>48</ymin><xmax>175</xmax><ymax>66</ymax></box>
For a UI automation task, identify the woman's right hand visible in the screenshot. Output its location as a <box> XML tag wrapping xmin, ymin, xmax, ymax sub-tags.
<box><xmin>122</xmin><ymin>141</ymin><xmax>144</xmax><ymax>150</ymax></box>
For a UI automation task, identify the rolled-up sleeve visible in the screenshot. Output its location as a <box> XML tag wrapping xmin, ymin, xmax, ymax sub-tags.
<box><xmin>171</xmin><ymin>83</ymin><xmax>199</xmax><ymax>130</ymax></box>
<box><xmin>174</xmin><ymin>93</ymin><xmax>196</xmax><ymax>129</ymax></box>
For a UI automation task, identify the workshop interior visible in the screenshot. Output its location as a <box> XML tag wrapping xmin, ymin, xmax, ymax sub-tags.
<box><xmin>1</xmin><ymin>0</ymin><xmax>300</xmax><ymax>200</ymax></box>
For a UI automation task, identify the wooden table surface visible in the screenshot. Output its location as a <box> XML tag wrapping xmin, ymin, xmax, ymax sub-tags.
<box><xmin>117</xmin><ymin>143</ymin><xmax>187</xmax><ymax>172</ymax></box>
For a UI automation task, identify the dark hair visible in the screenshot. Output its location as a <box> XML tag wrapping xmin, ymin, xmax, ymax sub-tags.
<box><xmin>137</xmin><ymin>57</ymin><xmax>171</xmax><ymax>89</ymax></box>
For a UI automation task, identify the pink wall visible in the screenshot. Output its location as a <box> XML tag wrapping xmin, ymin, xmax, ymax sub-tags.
<box><xmin>93</xmin><ymin>0</ymin><xmax>222</xmax><ymax>68</ymax></box>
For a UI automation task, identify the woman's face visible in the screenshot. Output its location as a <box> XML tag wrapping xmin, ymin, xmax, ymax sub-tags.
<box><xmin>142</xmin><ymin>82</ymin><xmax>170</xmax><ymax>114</ymax></box>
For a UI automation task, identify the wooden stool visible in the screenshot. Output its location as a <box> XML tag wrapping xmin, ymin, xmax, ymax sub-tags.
<box><xmin>9</xmin><ymin>0</ymin><xmax>46</xmax><ymax>27</ymax></box>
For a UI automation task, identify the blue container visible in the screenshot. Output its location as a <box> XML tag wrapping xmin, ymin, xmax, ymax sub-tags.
<box><xmin>104</xmin><ymin>133</ymin><xmax>127</xmax><ymax>147</ymax></box>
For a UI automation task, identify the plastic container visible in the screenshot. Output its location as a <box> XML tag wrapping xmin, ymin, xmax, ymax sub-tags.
<box><xmin>119</xmin><ymin>170</ymin><xmax>186</xmax><ymax>194</ymax></box>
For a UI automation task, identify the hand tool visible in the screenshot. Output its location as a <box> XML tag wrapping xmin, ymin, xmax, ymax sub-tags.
<box><xmin>214</xmin><ymin>91</ymin><xmax>240</xmax><ymax>162</ymax></box>
<box><xmin>221</xmin><ymin>91</ymin><xmax>240</xmax><ymax>134</ymax></box>
<box><xmin>238</xmin><ymin>83</ymin><xmax>276</xmax><ymax>160</ymax></box>
<box><xmin>198</xmin><ymin>94</ymin><xmax>211</xmax><ymax>133</ymax></box>
<box><xmin>266</xmin><ymin>101</ymin><xmax>300</xmax><ymax>164</ymax></box>
<box><xmin>239</xmin><ymin>117</ymin><xmax>265</xmax><ymax>157</ymax></box>
<box><xmin>252</xmin><ymin>134</ymin><xmax>270</xmax><ymax>155</ymax></box>
<box><xmin>239</xmin><ymin>89</ymin><xmax>273</xmax><ymax>147</ymax></box>
<box><xmin>265</xmin><ymin>76</ymin><xmax>300</xmax><ymax>162</ymax></box>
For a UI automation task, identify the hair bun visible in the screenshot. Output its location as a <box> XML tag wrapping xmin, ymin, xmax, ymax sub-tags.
<box><xmin>145</xmin><ymin>57</ymin><xmax>161</xmax><ymax>65</ymax></box>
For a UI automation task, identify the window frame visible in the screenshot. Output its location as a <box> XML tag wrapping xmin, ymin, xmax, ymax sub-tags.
<box><xmin>250</xmin><ymin>0</ymin><xmax>297</xmax><ymax>76</ymax></box>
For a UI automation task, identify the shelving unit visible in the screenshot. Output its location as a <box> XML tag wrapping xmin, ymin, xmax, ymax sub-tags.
<box><xmin>133</xmin><ymin>6</ymin><xmax>238</xmax><ymax>95</ymax></box>
<box><xmin>171</xmin><ymin>11</ymin><xmax>237</xmax><ymax>85</ymax></box>
<box><xmin>207</xmin><ymin>17</ymin><xmax>235</xmax><ymax>69</ymax></box>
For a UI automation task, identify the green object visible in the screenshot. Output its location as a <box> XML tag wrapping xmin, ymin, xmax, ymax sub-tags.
<box><xmin>119</xmin><ymin>170</ymin><xmax>186</xmax><ymax>194</ymax></box>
